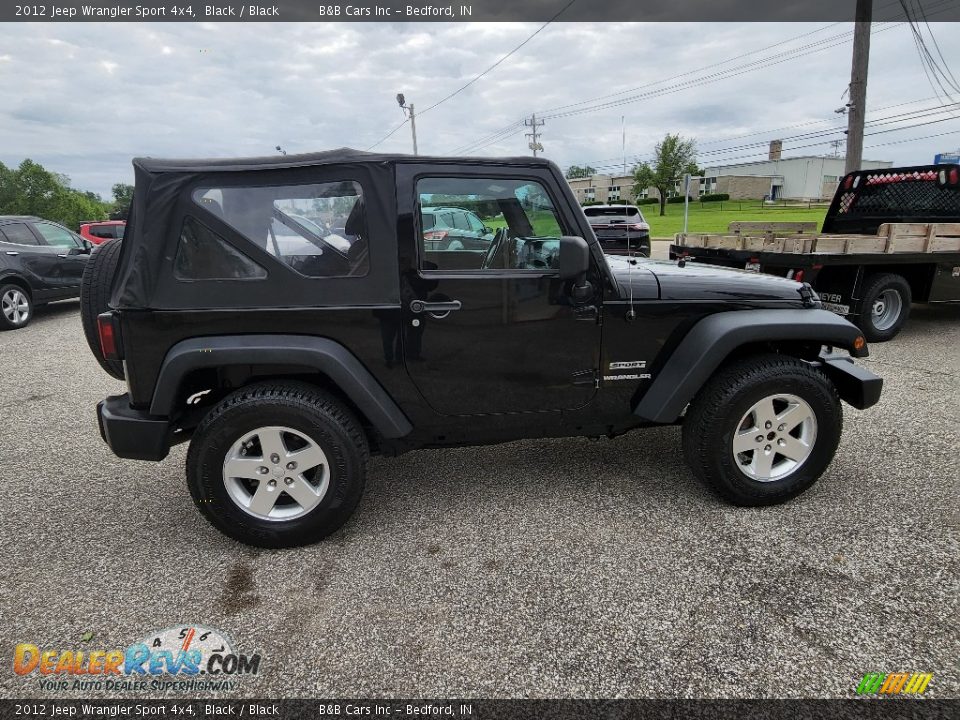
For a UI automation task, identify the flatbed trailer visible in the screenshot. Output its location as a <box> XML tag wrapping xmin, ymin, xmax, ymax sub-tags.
<box><xmin>669</xmin><ymin>164</ymin><xmax>960</xmax><ymax>341</ymax></box>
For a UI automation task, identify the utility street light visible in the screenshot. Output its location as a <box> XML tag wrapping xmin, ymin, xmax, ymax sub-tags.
<box><xmin>396</xmin><ymin>93</ymin><xmax>418</xmax><ymax>155</ymax></box>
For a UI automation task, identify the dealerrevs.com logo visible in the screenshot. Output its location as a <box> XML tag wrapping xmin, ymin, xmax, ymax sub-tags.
<box><xmin>14</xmin><ymin>626</ymin><xmax>262</xmax><ymax>692</ymax></box>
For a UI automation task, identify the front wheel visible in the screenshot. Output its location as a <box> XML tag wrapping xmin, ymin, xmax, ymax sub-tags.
<box><xmin>186</xmin><ymin>381</ymin><xmax>369</xmax><ymax>547</ymax></box>
<box><xmin>682</xmin><ymin>354</ymin><xmax>842</xmax><ymax>506</ymax></box>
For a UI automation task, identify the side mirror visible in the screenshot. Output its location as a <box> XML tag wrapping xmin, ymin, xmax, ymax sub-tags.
<box><xmin>558</xmin><ymin>236</ymin><xmax>590</xmax><ymax>281</ymax></box>
<box><xmin>67</xmin><ymin>246</ymin><xmax>86</xmax><ymax>256</ymax></box>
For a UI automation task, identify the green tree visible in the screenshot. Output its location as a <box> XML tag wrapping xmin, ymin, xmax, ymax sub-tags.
<box><xmin>0</xmin><ymin>162</ymin><xmax>14</xmax><ymax>210</ymax></box>
<box><xmin>110</xmin><ymin>182</ymin><xmax>134</xmax><ymax>220</ymax></box>
<box><xmin>0</xmin><ymin>159</ymin><xmax>110</xmax><ymax>229</ymax></box>
<box><xmin>565</xmin><ymin>165</ymin><xmax>596</xmax><ymax>179</ymax></box>
<box><xmin>632</xmin><ymin>134</ymin><xmax>699</xmax><ymax>216</ymax></box>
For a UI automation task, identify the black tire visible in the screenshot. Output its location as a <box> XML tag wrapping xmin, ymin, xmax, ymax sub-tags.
<box><xmin>682</xmin><ymin>354</ymin><xmax>842</xmax><ymax>506</ymax></box>
<box><xmin>80</xmin><ymin>239</ymin><xmax>125</xmax><ymax>379</ymax></box>
<box><xmin>0</xmin><ymin>283</ymin><xmax>33</xmax><ymax>330</ymax></box>
<box><xmin>186</xmin><ymin>381</ymin><xmax>369</xmax><ymax>548</ymax></box>
<box><xmin>855</xmin><ymin>273</ymin><xmax>911</xmax><ymax>343</ymax></box>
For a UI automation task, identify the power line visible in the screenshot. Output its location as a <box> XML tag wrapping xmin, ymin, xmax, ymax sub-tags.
<box><xmin>418</xmin><ymin>0</ymin><xmax>577</xmax><ymax>117</ymax></box>
<box><xmin>915</xmin><ymin>0</ymin><xmax>960</xmax><ymax>91</ymax></box>
<box><xmin>365</xmin><ymin>118</ymin><xmax>408</xmax><ymax>151</ymax></box>
<box><xmin>577</xmin><ymin>102</ymin><xmax>960</xmax><ymax>173</ymax></box>
<box><xmin>448</xmin><ymin>0</ymin><xmax>956</xmax><ymax>156</ymax></box>
<box><xmin>564</xmin><ymin>96</ymin><xmax>948</xmax><ymax>169</ymax></box>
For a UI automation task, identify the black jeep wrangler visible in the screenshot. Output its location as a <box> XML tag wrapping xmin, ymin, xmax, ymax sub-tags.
<box><xmin>82</xmin><ymin>149</ymin><xmax>882</xmax><ymax>548</ymax></box>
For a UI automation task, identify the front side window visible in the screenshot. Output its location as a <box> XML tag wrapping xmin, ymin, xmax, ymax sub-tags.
<box><xmin>33</xmin><ymin>222</ymin><xmax>81</xmax><ymax>248</ymax></box>
<box><xmin>192</xmin><ymin>180</ymin><xmax>368</xmax><ymax>278</ymax></box>
<box><xmin>417</xmin><ymin>177</ymin><xmax>565</xmax><ymax>272</ymax></box>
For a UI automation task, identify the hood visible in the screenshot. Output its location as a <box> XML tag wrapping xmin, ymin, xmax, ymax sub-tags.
<box><xmin>607</xmin><ymin>257</ymin><xmax>808</xmax><ymax>303</ymax></box>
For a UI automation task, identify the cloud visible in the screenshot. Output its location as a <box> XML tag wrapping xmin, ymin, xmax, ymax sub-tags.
<box><xmin>0</xmin><ymin>21</ymin><xmax>954</xmax><ymax>199</ymax></box>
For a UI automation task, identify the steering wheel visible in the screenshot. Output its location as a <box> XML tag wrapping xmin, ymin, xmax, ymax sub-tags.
<box><xmin>481</xmin><ymin>227</ymin><xmax>509</xmax><ymax>270</ymax></box>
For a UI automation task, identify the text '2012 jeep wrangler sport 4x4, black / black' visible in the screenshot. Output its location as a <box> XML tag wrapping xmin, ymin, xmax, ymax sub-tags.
<box><xmin>81</xmin><ymin>149</ymin><xmax>883</xmax><ymax>548</ymax></box>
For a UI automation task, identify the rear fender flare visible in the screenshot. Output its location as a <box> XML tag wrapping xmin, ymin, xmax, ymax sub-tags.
<box><xmin>149</xmin><ymin>334</ymin><xmax>412</xmax><ymax>439</ymax></box>
<box><xmin>633</xmin><ymin>309</ymin><xmax>867</xmax><ymax>423</ymax></box>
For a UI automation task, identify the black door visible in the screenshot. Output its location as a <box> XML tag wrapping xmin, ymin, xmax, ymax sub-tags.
<box><xmin>0</xmin><ymin>222</ymin><xmax>63</xmax><ymax>298</ymax></box>
<box><xmin>399</xmin><ymin>172</ymin><xmax>600</xmax><ymax>416</ymax></box>
<box><xmin>30</xmin><ymin>221</ymin><xmax>88</xmax><ymax>295</ymax></box>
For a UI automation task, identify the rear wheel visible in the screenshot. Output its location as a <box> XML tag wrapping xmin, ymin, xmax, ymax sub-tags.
<box><xmin>186</xmin><ymin>381</ymin><xmax>369</xmax><ymax>548</ymax></box>
<box><xmin>0</xmin><ymin>284</ymin><xmax>32</xmax><ymax>330</ymax></box>
<box><xmin>682</xmin><ymin>354</ymin><xmax>842</xmax><ymax>506</ymax></box>
<box><xmin>856</xmin><ymin>273</ymin><xmax>911</xmax><ymax>342</ymax></box>
<box><xmin>80</xmin><ymin>239</ymin><xmax>124</xmax><ymax>379</ymax></box>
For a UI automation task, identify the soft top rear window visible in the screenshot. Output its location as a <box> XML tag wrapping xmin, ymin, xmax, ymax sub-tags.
<box><xmin>584</xmin><ymin>207</ymin><xmax>641</xmax><ymax>218</ymax></box>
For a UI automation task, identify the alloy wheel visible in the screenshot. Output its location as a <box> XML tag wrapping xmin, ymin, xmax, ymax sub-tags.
<box><xmin>222</xmin><ymin>425</ymin><xmax>330</xmax><ymax>521</ymax></box>
<box><xmin>1</xmin><ymin>289</ymin><xmax>29</xmax><ymax>325</ymax></box>
<box><xmin>732</xmin><ymin>394</ymin><xmax>817</xmax><ymax>482</ymax></box>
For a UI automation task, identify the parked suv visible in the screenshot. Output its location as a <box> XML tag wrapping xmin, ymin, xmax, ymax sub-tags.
<box><xmin>584</xmin><ymin>204</ymin><xmax>651</xmax><ymax>256</ymax></box>
<box><xmin>79</xmin><ymin>220</ymin><xmax>126</xmax><ymax>244</ymax></box>
<box><xmin>0</xmin><ymin>215</ymin><xmax>91</xmax><ymax>330</ymax></box>
<box><xmin>421</xmin><ymin>206</ymin><xmax>493</xmax><ymax>250</ymax></box>
<box><xmin>82</xmin><ymin>149</ymin><xmax>881</xmax><ymax>548</ymax></box>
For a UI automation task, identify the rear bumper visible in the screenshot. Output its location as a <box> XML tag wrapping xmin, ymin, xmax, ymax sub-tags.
<box><xmin>597</xmin><ymin>233</ymin><xmax>651</xmax><ymax>254</ymax></box>
<box><xmin>819</xmin><ymin>352</ymin><xmax>883</xmax><ymax>410</ymax></box>
<box><xmin>97</xmin><ymin>394</ymin><xmax>171</xmax><ymax>461</ymax></box>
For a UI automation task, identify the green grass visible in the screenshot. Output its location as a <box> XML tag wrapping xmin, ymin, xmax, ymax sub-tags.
<box><xmin>486</xmin><ymin>210</ymin><xmax>563</xmax><ymax>237</ymax></box>
<box><xmin>639</xmin><ymin>200</ymin><xmax>829</xmax><ymax>237</ymax></box>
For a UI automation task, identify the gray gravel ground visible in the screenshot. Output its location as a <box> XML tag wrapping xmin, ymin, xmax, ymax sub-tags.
<box><xmin>0</xmin><ymin>295</ymin><xmax>957</xmax><ymax>700</ymax></box>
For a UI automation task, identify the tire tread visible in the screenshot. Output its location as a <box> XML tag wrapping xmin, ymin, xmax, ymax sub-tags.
<box><xmin>80</xmin><ymin>239</ymin><xmax>125</xmax><ymax>379</ymax></box>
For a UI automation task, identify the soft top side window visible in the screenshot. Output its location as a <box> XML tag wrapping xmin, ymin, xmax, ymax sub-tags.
<box><xmin>192</xmin><ymin>180</ymin><xmax>369</xmax><ymax>279</ymax></box>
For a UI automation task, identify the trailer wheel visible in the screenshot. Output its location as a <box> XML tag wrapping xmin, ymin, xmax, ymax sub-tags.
<box><xmin>856</xmin><ymin>273</ymin><xmax>911</xmax><ymax>342</ymax></box>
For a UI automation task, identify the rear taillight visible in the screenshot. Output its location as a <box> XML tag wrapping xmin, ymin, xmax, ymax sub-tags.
<box><xmin>97</xmin><ymin>312</ymin><xmax>122</xmax><ymax>361</ymax></box>
<box><xmin>949</xmin><ymin>168</ymin><xmax>959</xmax><ymax>185</ymax></box>
<box><xmin>423</xmin><ymin>230</ymin><xmax>448</xmax><ymax>241</ymax></box>
<box><xmin>843</xmin><ymin>174</ymin><xmax>854</xmax><ymax>190</ymax></box>
<box><xmin>794</xmin><ymin>269</ymin><xmax>805</xmax><ymax>283</ymax></box>
<box><xmin>629</xmin><ymin>223</ymin><xmax>647</xmax><ymax>231</ymax></box>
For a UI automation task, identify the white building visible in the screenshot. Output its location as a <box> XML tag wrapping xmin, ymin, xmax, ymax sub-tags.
<box><xmin>700</xmin><ymin>142</ymin><xmax>892</xmax><ymax>201</ymax></box>
<box><xmin>566</xmin><ymin>142</ymin><xmax>894</xmax><ymax>204</ymax></box>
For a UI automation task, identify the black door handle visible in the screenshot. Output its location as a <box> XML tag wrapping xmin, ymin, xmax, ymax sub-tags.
<box><xmin>410</xmin><ymin>300</ymin><xmax>462</xmax><ymax>314</ymax></box>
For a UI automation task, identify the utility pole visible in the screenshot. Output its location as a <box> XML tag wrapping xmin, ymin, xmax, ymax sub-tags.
<box><xmin>525</xmin><ymin>113</ymin><xmax>544</xmax><ymax>156</ymax></box>
<box><xmin>408</xmin><ymin>103</ymin><xmax>418</xmax><ymax>155</ymax></box>
<box><xmin>844</xmin><ymin>0</ymin><xmax>872</xmax><ymax>174</ymax></box>
<box><xmin>396</xmin><ymin>93</ymin><xmax>418</xmax><ymax>155</ymax></box>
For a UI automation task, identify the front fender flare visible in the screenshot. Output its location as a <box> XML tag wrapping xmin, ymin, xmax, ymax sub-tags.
<box><xmin>633</xmin><ymin>309</ymin><xmax>867</xmax><ymax>424</ymax></box>
<box><xmin>149</xmin><ymin>334</ymin><xmax>413</xmax><ymax>439</ymax></box>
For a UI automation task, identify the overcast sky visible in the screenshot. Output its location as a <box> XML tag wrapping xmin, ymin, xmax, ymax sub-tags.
<box><xmin>1</xmin><ymin>20</ymin><xmax>957</xmax><ymax>198</ymax></box>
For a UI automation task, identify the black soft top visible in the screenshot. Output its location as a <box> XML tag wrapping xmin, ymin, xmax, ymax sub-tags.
<box><xmin>113</xmin><ymin>149</ymin><xmax>563</xmax><ymax>310</ymax></box>
<box><xmin>132</xmin><ymin>147</ymin><xmax>554</xmax><ymax>174</ymax></box>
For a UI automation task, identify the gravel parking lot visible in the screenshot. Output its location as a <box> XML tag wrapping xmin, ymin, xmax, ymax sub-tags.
<box><xmin>1</xmin><ymin>290</ymin><xmax>957</xmax><ymax>699</ymax></box>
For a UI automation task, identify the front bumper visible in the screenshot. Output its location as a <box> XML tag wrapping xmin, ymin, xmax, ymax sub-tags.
<box><xmin>819</xmin><ymin>352</ymin><xmax>883</xmax><ymax>410</ymax></box>
<box><xmin>97</xmin><ymin>394</ymin><xmax>171</xmax><ymax>461</ymax></box>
